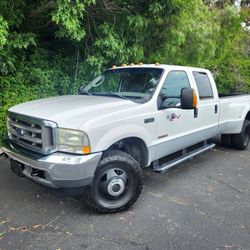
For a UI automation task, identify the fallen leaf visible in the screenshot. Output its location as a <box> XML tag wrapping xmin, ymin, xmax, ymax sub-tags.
<box><xmin>0</xmin><ymin>220</ymin><xmax>8</xmax><ymax>225</ymax></box>
<box><xmin>0</xmin><ymin>232</ymin><xmax>6</xmax><ymax>238</ymax></box>
<box><xmin>32</xmin><ymin>224</ymin><xmax>42</xmax><ymax>229</ymax></box>
<box><xmin>119</xmin><ymin>217</ymin><xmax>126</xmax><ymax>221</ymax></box>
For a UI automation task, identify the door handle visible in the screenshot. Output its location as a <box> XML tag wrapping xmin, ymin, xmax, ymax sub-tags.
<box><xmin>215</xmin><ymin>105</ymin><xmax>218</xmax><ymax>114</ymax></box>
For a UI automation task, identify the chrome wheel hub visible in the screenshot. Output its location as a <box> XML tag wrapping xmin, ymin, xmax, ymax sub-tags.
<box><xmin>107</xmin><ymin>178</ymin><xmax>125</xmax><ymax>196</ymax></box>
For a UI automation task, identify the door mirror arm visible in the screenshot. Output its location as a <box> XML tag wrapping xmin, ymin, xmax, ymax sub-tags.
<box><xmin>157</xmin><ymin>94</ymin><xmax>164</xmax><ymax>110</ymax></box>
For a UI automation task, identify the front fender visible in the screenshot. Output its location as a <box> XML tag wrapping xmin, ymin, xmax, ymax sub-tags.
<box><xmin>93</xmin><ymin>124</ymin><xmax>153</xmax><ymax>152</ymax></box>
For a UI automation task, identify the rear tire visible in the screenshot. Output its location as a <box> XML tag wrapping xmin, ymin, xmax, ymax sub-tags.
<box><xmin>232</xmin><ymin>120</ymin><xmax>250</xmax><ymax>150</ymax></box>
<box><xmin>84</xmin><ymin>150</ymin><xmax>143</xmax><ymax>213</ymax></box>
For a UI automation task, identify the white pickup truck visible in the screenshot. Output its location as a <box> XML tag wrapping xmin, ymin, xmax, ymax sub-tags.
<box><xmin>1</xmin><ymin>64</ymin><xmax>250</xmax><ymax>213</ymax></box>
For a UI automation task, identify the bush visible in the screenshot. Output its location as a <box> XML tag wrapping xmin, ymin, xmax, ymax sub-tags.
<box><xmin>0</xmin><ymin>0</ymin><xmax>249</xmax><ymax>140</ymax></box>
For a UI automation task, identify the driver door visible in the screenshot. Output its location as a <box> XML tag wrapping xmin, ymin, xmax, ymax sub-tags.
<box><xmin>155</xmin><ymin>70</ymin><xmax>198</xmax><ymax>159</ymax></box>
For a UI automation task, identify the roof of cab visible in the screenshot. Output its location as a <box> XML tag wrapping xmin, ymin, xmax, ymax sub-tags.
<box><xmin>109</xmin><ymin>64</ymin><xmax>209</xmax><ymax>73</ymax></box>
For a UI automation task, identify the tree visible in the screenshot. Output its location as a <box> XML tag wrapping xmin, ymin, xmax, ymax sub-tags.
<box><xmin>0</xmin><ymin>0</ymin><xmax>249</xmax><ymax>138</ymax></box>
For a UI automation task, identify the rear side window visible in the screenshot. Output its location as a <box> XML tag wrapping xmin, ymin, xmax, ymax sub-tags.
<box><xmin>193</xmin><ymin>71</ymin><xmax>213</xmax><ymax>99</ymax></box>
<box><xmin>160</xmin><ymin>70</ymin><xmax>190</xmax><ymax>107</ymax></box>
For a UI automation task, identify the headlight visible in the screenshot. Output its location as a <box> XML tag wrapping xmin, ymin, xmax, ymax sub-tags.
<box><xmin>56</xmin><ymin>128</ymin><xmax>91</xmax><ymax>154</ymax></box>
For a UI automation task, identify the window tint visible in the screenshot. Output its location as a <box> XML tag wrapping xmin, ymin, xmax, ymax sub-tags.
<box><xmin>193</xmin><ymin>71</ymin><xmax>213</xmax><ymax>99</ymax></box>
<box><xmin>84</xmin><ymin>68</ymin><xmax>163</xmax><ymax>103</ymax></box>
<box><xmin>160</xmin><ymin>70</ymin><xmax>190</xmax><ymax>107</ymax></box>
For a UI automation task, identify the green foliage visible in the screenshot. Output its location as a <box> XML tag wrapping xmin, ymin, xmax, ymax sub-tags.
<box><xmin>10</xmin><ymin>32</ymin><xmax>36</xmax><ymax>49</ymax></box>
<box><xmin>0</xmin><ymin>15</ymin><xmax>8</xmax><ymax>47</ymax></box>
<box><xmin>52</xmin><ymin>0</ymin><xmax>96</xmax><ymax>41</ymax></box>
<box><xmin>0</xmin><ymin>0</ymin><xmax>249</xmax><ymax>138</ymax></box>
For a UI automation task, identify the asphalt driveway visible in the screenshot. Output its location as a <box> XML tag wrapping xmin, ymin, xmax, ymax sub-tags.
<box><xmin>0</xmin><ymin>140</ymin><xmax>250</xmax><ymax>250</ymax></box>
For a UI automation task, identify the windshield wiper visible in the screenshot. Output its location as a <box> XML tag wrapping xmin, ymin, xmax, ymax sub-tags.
<box><xmin>105</xmin><ymin>92</ymin><xmax>130</xmax><ymax>100</ymax></box>
<box><xmin>79</xmin><ymin>89</ymin><xmax>92</xmax><ymax>95</ymax></box>
<box><xmin>80</xmin><ymin>91</ymin><xmax>131</xmax><ymax>100</ymax></box>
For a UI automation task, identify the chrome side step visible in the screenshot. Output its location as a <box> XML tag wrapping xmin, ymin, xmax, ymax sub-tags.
<box><xmin>153</xmin><ymin>142</ymin><xmax>215</xmax><ymax>173</ymax></box>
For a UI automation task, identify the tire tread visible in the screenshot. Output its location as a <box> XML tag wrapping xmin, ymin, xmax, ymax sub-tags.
<box><xmin>84</xmin><ymin>150</ymin><xmax>144</xmax><ymax>213</ymax></box>
<box><xmin>231</xmin><ymin>120</ymin><xmax>250</xmax><ymax>150</ymax></box>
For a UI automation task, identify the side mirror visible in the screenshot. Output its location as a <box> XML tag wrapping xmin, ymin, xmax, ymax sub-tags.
<box><xmin>181</xmin><ymin>88</ymin><xmax>197</xmax><ymax>110</ymax></box>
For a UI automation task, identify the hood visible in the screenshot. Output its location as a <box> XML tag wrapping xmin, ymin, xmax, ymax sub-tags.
<box><xmin>9</xmin><ymin>95</ymin><xmax>138</xmax><ymax>129</ymax></box>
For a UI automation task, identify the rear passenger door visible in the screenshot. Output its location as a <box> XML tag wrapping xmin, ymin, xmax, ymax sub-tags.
<box><xmin>192</xmin><ymin>71</ymin><xmax>219</xmax><ymax>139</ymax></box>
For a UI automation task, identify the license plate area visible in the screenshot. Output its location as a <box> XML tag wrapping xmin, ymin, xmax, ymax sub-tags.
<box><xmin>10</xmin><ymin>159</ymin><xmax>24</xmax><ymax>177</ymax></box>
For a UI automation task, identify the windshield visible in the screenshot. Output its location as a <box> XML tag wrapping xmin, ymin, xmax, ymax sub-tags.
<box><xmin>80</xmin><ymin>67</ymin><xmax>164</xmax><ymax>103</ymax></box>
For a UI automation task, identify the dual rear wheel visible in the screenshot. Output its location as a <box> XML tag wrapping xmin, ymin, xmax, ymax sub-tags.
<box><xmin>221</xmin><ymin>120</ymin><xmax>250</xmax><ymax>150</ymax></box>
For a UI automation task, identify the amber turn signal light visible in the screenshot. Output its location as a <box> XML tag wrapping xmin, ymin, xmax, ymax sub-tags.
<box><xmin>82</xmin><ymin>146</ymin><xmax>91</xmax><ymax>154</ymax></box>
<box><xmin>193</xmin><ymin>91</ymin><xmax>198</xmax><ymax>108</ymax></box>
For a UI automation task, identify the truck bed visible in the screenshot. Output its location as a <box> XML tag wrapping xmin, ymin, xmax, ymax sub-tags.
<box><xmin>219</xmin><ymin>93</ymin><xmax>249</xmax><ymax>98</ymax></box>
<box><xmin>218</xmin><ymin>94</ymin><xmax>250</xmax><ymax>134</ymax></box>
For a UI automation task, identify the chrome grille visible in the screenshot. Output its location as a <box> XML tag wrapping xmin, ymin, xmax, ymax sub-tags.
<box><xmin>7</xmin><ymin>112</ymin><xmax>57</xmax><ymax>155</ymax></box>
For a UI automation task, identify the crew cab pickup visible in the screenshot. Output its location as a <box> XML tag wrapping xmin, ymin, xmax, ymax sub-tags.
<box><xmin>1</xmin><ymin>64</ymin><xmax>250</xmax><ymax>213</ymax></box>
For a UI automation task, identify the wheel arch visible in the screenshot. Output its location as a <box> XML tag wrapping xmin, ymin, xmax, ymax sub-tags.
<box><xmin>104</xmin><ymin>137</ymin><xmax>149</xmax><ymax>168</ymax></box>
<box><xmin>91</xmin><ymin>124</ymin><xmax>154</xmax><ymax>167</ymax></box>
<box><xmin>245</xmin><ymin>110</ymin><xmax>250</xmax><ymax>121</ymax></box>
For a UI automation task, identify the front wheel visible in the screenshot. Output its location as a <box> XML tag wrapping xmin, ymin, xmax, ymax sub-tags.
<box><xmin>84</xmin><ymin>150</ymin><xmax>144</xmax><ymax>213</ymax></box>
<box><xmin>232</xmin><ymin>120</ymin><xmax>250</xmax><ymax>150</ymax></box>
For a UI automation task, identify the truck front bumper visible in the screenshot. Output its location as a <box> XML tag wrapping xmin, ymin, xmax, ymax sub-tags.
<box><xmin>1</xmin><ymin>139</ymin><xmax>102</xmax><ymax>189</ymax></box>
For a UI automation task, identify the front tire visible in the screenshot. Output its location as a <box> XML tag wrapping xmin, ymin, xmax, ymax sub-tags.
<box><xmin>232</xmin><ymin>120</ymin><xmax>250</xmax><ymax>150</ymax></box>
<box><xmin>84</xmin><ymin>150</ymin><xmax>144</xmax><ymax>213</ymax></box>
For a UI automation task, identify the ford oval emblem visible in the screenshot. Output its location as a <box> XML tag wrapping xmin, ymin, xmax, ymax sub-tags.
<box><xmin>16</xmin><ymin>128</ymin><xmax>24</xmax><ymax>136</ymax></box>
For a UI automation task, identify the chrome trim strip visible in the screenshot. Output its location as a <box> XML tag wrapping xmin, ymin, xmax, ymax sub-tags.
<box><xmin>8</xmin><ymin>120</ymin><xmax>42</xmax><ymax>133</ymax></box>
<box><xmin>9</xmin><ymin>127</ymin><xmax>42</xmax><ymax>144</ymax></box>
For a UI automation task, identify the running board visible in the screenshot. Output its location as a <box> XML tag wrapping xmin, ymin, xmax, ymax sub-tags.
<box><xmin>153</xmin><ymin>142</ymin><xmax>215</xmax><ymax>173</ymax></box>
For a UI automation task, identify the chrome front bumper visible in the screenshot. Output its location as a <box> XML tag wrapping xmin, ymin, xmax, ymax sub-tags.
<box><xmin>1</xmin><ymin>139</ymin><xmax>102</xmax><ymax>189</ymax></box>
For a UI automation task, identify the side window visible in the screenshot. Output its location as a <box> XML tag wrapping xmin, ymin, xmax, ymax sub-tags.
<box><xmin>160</xmin><ymin>70</ymin><xmax>190</xmax><ymax>107</ymax></box>
<box><xmin>193</xmin><ymin>71</ymin><xmax>213</xmax><ymax>99</ymax></box>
